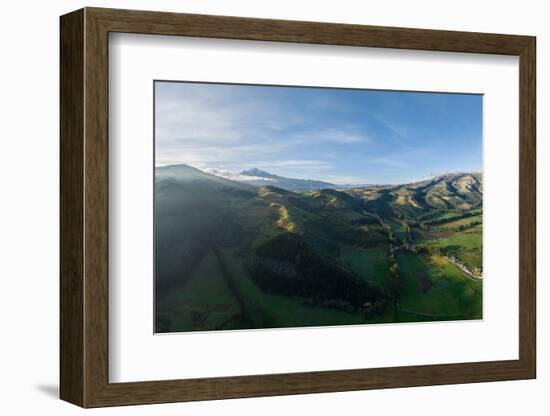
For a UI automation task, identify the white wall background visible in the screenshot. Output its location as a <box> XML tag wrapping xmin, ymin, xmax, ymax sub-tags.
<box><xmin>0</xmin><ymin>0</ymin><xmax>546</xmax><ymax>414</ymax></box>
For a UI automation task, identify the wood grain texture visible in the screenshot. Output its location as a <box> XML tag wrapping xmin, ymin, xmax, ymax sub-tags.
<box><xmin>59</xmin><ymin>7</ymin><xmax>537</xmax><ymax>408</ymax></box>
<box><xmin>83</xmin><ymin>10</ymin><xmax>110</xmax><ymax>406</ymax></box>
<box><xmin>88</xmin><ymin>7</ymin><xmax>532</xmax><ymax>54</ymax></box>
<box><xmin>518</xmin><ymin>38</ymin><xmax>536</xmax><ymax>375</ymax></box>
<box><xmin>59</xmin><ymin>8</ymin><xmax>84</xmax><ymax>407</ymax></box>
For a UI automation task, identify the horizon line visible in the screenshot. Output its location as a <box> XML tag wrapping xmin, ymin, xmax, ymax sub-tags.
<box><xmin>156</xmin><ymin>162</ymin><xmax>482</xmax><ymax>187</ymax></box>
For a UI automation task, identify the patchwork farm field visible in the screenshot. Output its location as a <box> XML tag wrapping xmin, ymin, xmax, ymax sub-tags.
<box><xmin>417</xmin><ymin>222</ymin><xmax>483</xmax><ymax>270</ymax></box>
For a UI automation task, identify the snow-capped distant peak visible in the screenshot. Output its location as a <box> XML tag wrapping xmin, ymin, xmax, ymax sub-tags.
<box><xmin>203</xmin><ymin>168</ymin><xmax>273</xmax><ymax>182</ymax></box>
<box><xmin>240</xmin><ymin>168</ymin><xmax>279</xmax><ymax>179</ymax></box>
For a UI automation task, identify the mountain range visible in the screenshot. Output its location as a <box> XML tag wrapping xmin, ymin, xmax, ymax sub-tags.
<box><xmin>238</xmin><ymin>168</ymin><xmax>340</xmax><ymax>192</ymax></box>
<box><xmin>155</xmin><ymin>163</ymin><xmax>483</xmax><ymax>332</ymax></box>
<box><xmin>157</xmin><ymin>164</ymin><xmax>482</xmax><ymax>211</ymax></box>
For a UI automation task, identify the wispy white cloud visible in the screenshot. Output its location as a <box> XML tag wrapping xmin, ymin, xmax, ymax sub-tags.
<box><xmin>155</xmin><ymin>83</ymin><xmax>367</xmax><ymax>175</ymax></box>
<box><xmin>370</xmin><ymin>113</ymin><xmax>410</xmax><ymax>148</ymax></box>
<box><xmin>291</xmin><ymin>126</ymin><xmax>369</xmax><ymax>144</ymax></box>
<box><xmin>368</xmin><ymin>147</ymin><xmax>430</xmax><ymax>170</ymax></box>
<box><xmin>252</xmin><ymin>159</ymin><xmax>334</xmax><ymax>169</ymax></box>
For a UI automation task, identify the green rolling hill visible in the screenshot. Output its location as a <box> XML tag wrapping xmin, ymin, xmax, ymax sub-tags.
<box><xmin>155</xmin><ymin>165</ymin><xmax>483</xmax><ymax>333</ymax></box>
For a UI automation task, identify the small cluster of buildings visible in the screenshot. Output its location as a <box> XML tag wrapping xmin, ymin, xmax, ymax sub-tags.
<box><xmin>446</xmin><ymin>255</ymin><xmax>482</xmax><ymax>279</ymax></box>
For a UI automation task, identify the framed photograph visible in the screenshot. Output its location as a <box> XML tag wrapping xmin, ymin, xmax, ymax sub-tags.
<box><xmin>60</xmin><ymin>7</ymin><xmax>536</xmax><ymax>407</ymax></box>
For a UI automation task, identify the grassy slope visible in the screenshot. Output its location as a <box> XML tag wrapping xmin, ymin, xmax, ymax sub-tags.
<box><xmin>396</xmin><ymin>252</ymin><xmax>482</xmax><ymax>321</ymax></box>
<box><xmin>419</xmin><ymin>223</ymin><xmax>482</xmax><ymax>269</ymax></box>
<box><xmin>441</xmin><ymin>214</ymin><xmax>482</xmax><ymax>229</ymax></box>
<box><xmin>341</xmin><ymin>244</ymin><xmax>391</xmax><ymax>288</ymax></box>
<box><xmin>156</xmin><ymin>250</ymin><xmax>242</xmax><ymax>332</ymax></box>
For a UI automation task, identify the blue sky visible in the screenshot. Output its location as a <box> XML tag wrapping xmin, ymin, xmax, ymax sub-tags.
<box><xmin>155</xmin><ymin>81</ymin><xmax>482</xmax><ymax>185</ymax></box>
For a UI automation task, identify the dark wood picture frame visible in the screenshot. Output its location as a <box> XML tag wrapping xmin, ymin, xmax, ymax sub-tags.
<box><xmin>60</xmin><ymin>7</ymin><xmax>536</xmax><ymax>408</ymax></box>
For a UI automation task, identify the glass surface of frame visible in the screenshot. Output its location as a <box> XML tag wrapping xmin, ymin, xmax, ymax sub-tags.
<box><xmin>153</xmin><ymin>81</ymin><xmax>484</xmax><ymax>334</ymax></box>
